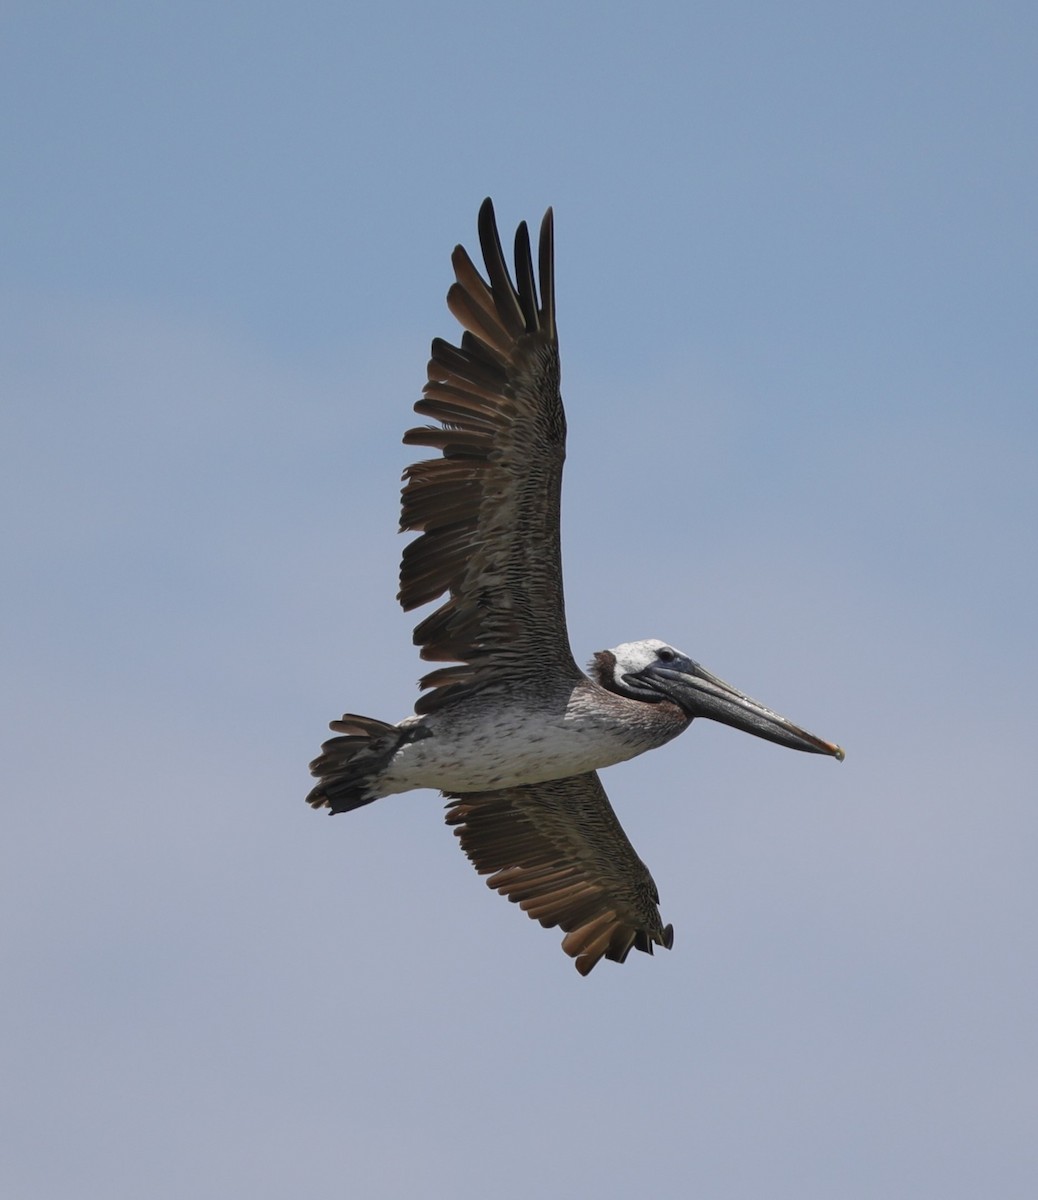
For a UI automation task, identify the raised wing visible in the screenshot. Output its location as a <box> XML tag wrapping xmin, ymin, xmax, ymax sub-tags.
<box><xmin>399</xmin><ymin>198</ymin><xmax>580</xmax><ymax>715</ymax></box>
<box><xmin>445</xmin><ymin>773</ymin><xmax>674</xmax><ymax>976</ymax></box>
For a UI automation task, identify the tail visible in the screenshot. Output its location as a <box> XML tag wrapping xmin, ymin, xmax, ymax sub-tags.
<box><xmin>307</xmin><ymin>714</ymin><xmax>413</xmax><ymax>814</ymax></box>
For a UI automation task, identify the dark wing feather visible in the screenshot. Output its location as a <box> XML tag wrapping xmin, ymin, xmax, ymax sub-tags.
<box><xmin>400</xmin><ymin>198</ymin><xmax>579</xmax><ymax>714</ymax></box>
<box><xmin>445</xmin><ymin>773</ymin><xmax>674</xmax><ymax>976</ymax></box>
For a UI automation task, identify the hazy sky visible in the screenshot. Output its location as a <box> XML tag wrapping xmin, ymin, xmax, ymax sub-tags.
<box><xmin>3</xmin><ymin>4</ymin><xmax>1036</xmax><ymax>1197</ymax></box>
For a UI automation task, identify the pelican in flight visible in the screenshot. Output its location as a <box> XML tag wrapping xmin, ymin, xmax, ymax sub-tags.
<box><xmin>308</xmin><ymin>199</ymin><xmax>843</xmax><ymax>975</ymax></box>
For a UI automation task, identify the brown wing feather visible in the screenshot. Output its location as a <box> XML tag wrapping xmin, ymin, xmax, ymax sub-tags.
<box><xmin>399</xmin><ymin>199</ymin><xmax>579</xmax><ymax>715</ymax></box>
<box><xmin>445</xmin><ymin>773</ymin><xmax>674</xmax><ymax>976</ymax></box>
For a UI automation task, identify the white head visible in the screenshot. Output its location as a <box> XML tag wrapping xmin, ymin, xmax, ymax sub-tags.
<box><xmin>608</xmin><ymin>638</ymin><xmax>686</xmax><ymax>675</ymax></box>
<box><xmin>589</xmin><ymin>638</ymin><xmax>690</xmax><ymax>699</ymax></box>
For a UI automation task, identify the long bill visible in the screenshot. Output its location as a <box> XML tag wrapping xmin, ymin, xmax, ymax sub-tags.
<box><xmin>640</xmin><ymin>662</ymin><xmax>845</xmax><ymax>760</ymax></box>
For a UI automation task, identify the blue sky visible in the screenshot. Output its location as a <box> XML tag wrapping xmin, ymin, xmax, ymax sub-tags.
<box><xmin>3</xmin><ymin>3</ymin><xmax>1037</xmax><ymax>1197</ymax></box>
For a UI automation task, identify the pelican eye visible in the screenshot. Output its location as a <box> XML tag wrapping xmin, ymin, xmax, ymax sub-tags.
<box><xmin>656</xmin><ymin>647</ymin><xmax>676</xmax><ymax>663</ymax></box>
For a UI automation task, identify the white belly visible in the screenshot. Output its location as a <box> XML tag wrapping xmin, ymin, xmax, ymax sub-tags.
<box><xmin>378</xmin><ymin>704</ymin><xmax>657</xmax><ymax>795</ymax></box>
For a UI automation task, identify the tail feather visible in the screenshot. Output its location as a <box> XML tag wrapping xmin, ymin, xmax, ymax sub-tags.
<box><xmin>307</xmin><ymin>713</ymin><xmax>406</xmax><ymax>814</ymax></box>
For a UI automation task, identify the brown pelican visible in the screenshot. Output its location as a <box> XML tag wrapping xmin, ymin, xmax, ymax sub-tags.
<box><xmin>308</xmin><ymin>199</ymin><xmax>844</xmax><ymax>975</ymax></box>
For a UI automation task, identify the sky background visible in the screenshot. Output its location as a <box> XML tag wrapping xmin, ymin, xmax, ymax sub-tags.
<box><xmin>3</xmin><ymin>3</ymin><xmax>1036</xmax><ymax>1197</ymax></box>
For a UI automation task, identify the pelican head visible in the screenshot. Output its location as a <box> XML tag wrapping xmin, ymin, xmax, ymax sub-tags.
<box><xmin>598</xmin><ymin>639</ymin><xmax>845</xmax><ymax>760</ymax></box>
